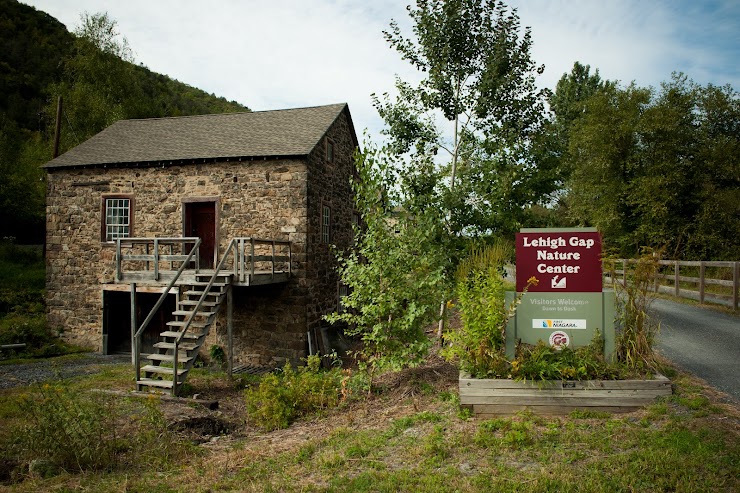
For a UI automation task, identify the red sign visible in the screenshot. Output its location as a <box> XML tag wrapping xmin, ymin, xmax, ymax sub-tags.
<box><xmin>516</xmin><ymin>229</ymin><xmax>602</xmax><ymax>292</ymax></box>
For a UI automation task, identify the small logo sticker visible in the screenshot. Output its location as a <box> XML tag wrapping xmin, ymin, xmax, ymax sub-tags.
<box><xmin>548</xmin><ymin>331</ymin><xmax>570</xmax><ymax>349</ymax></box>
<box><xmin>551</xmin><ymin>275</ymin><xmax>567</xmax><ymax>289</ymax></box>
<box><xmin>533</xmin><ymin>319</ymin><xmax>587</xmax><ymax>329</ymax></box>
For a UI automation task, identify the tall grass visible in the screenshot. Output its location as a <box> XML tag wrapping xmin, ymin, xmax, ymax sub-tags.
<box><xmin>608</xmin><ymin>250</ymin><xmax>662</xmax><ymax>372</ymax></box>
<box><xmin>4</xmin><ymin>380</ymin><xmax>192</xmax><ymax>478</ymax></box>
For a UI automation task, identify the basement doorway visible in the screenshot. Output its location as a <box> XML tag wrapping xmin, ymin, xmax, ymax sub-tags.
<box><xmin>102</xmin><ymin>290</ymin><xmax>176</xmax><ymax>355</ymax></box>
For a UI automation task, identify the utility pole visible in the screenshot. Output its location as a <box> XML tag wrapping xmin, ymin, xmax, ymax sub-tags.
<box><xmin>53</xmin><ymin>96</ymin><xmax>62</xmax><ymax>158</ymax></box>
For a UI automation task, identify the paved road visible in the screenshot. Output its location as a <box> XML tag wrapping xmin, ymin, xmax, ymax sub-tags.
<box><xmin>652</xmin><ymin>299</ymin><xmax>740</xmax><ymax>401</ymax></box>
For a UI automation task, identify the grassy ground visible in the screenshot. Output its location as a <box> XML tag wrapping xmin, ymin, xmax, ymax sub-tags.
<box><xmin>0</xmin><ymin>352</ymin><xmax>737</xmax><ymax>492</ymax></box>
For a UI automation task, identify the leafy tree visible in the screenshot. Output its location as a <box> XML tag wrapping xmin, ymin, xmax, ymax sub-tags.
<box><xmin>325</xmin><ymin>143</ymin><xmax>452</xmax><ymax>376</ymax></box>
<box><xmin>565</xmin><ymin>82</ymin><xmax>651</xmax><ymax>253</ymax></box>
<box><xmin>329</xmin><ymin>1</ymin><xmax>553</xmax><ymax>363</ymax></box>
<box><xmin>0</xmin><ymin>3</ymin><xmax>250</xmax><ymax>241</ymax></box>
<box><xmin>565</xmin><ymin>74</ymin><xmax>740</xmax><ymax>260</ymax></box>
<box><xmin>376</xmin><ymin>0</ymin><xmax>550</xmax><ymax>237</ymax></box>
<box><xmin>47</xmin><ymin>12</ymin><xmax>139</xmax><ymax>153</ymax></box>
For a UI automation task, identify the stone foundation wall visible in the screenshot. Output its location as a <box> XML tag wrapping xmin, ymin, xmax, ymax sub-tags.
<box><xmin>305</xmin><ymin>111</ymin><xmax>357</xmax><ymax>336</ymax></box>
<box><xmin>46</xmin><ymin>158</ymin><xmax>309</xmax><ymax>361</ymax></box>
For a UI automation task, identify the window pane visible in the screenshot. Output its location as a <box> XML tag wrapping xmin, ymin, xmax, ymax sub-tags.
<box><xmin>105</xmin><ymin>198</ymin><xmax>130</xmax><ymax>241</ymax></box>
<box><xmin>322</xmin><ymin>206</ymin><xmax>330</xmax><ymax>243</ymax></box>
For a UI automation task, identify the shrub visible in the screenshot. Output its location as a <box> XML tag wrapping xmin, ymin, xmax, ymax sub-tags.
<box><xmin>510</xmin><ymin>333</ymin><xmax>625</xmax><ymax>381</ymax></box>
<box><xmin>244</xmin><ymin>355</ymin><xmax>346</xmax><ymax>431</ymax></box>
<box><xmin>443</xmin><ymin>241</ymin><xmax>536</xmax><ymax>378</ymax></box>
<box><xmin>0</xmin><ymin>313</ymin><xmax>81</xmax><ymax>359</ymax></box>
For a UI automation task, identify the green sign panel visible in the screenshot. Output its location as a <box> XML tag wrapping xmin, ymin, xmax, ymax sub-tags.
<box><xmin>505</xmin><ymin>291</ymin><xmax>616</xmax><ymax>361</ymax></box>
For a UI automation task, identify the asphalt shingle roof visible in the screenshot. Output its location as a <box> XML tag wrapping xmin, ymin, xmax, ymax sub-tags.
<box><xmin>43</xmin><ymin>103</ymin><xmax>351</xmax><ymax>169</ymax></box>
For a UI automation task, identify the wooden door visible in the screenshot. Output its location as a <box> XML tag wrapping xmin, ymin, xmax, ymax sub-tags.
<box><xmin>184</xmin><ymin>202</ymin><xmax>216</xmax><ymax>269</ymax></box>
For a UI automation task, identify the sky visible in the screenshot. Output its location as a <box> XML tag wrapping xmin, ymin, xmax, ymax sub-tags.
<box><xmin>20</xmin><ymin>0</ymin><xmax>740</xmax><ymax>142</ymax></box>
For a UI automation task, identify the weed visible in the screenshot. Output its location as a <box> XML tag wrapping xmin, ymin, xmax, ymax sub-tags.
<box><xmin>569</xmin><ymin>409</ymin><xmax>611</xmax><ymax>419</ymax></box>
<box><xmin>244</xmin><ymin>354</ymin><xmax>345</xmax><ymax>430</ymax></box>
<box><xmin>10</xmin><ymin>383</ymin><xmax>121</xmax><ymax>472</ymax></box>
<box><xmin>4</xmin><ymin>381</ymin><xmax>192</xmax><ymax>478</ymax></box>
<box><xmin>442</xmin><ymin>241</ymin><xmax>514</xmax><ymax>378</ymax></box>
<box><xmin>209</xmin><ymin>345</ymin><xmax>226</xmax><ymax>368</ymax></box>
<box><xmin>457</xmin><ymin>406</ymin><xmax>473</xmax><ymax>420</ymax></box>
<box><xmin>608</xmin><ymin>249</ymin><xmax>662</xmax><ymax>373</ymax></box>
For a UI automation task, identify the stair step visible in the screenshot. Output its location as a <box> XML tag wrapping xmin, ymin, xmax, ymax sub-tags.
<box><xmin>188</xmin><ymin>281</ymin><xmax>228</xmax><ymax>288</ymax></box>
<box><xmin>195</xmin><ymin>275</ymin><xmax>232</xmax><ymax>282</ymax></box>
<box><xmin>173</xmin><ymin>310</ymin><xmax>217</xmax><ymax>318</ymax></box>
<box><xmin>153</xmin><ymin>341</ymin><xmax>198</xmax><ymax>352</ymax></box>
<box><xmin>179</xmin><ymin>300</ymin><xmax>219</xmax><ymax>308</ymax></box>
<box><xmin>184</xmin><ymin>290</ymin><xmax>225</xmax><ymax>300</ymax></box>
<box><xmin>137</xmin><ymin>378</ymin><xmax>174</xmax><ymax>390</ymax></box>
<box><xmin>142</xmin><ymin>365</ymin><xmax>187</xmax><ymax>377</ymax></box>
<box><xmin>166</xmin><ymin>320</ymin><xmax>209</xmax><ymax>328</ymax></box>
<box><xmin>146</xmin><ymin>353</ymin><xmax>194</xmax><ymax>364</ymax></box>
<box><xmin>159</xmin><ymin>331</ymin><xmax>203</xmax><ymax>340</ymax></box>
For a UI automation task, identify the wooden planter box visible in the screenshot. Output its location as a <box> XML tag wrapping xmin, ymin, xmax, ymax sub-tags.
<box><xmin>459</xmin><ymin>373</ymin><xmax>672</xmax><ymax>417</ymax></box>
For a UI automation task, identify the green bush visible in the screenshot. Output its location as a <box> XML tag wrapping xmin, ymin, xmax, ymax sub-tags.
<box><xmin>244</xmin><ymin>355</ymin><xmax>346</xmax><ymax>431</ymax></box>
<box><xmin>510</xmin><ymin>333</ymin><xmax>625</xmax><ymax>381</ymax></box>
<box><xmin>0</xmin><ymin>313</ymin><xmax>81</xmax><ymax>359</ymax></box>
<box><xmin>443</xmin><ymin>241</ymin><xmax>538</xmax><ymax>378</ymax></box>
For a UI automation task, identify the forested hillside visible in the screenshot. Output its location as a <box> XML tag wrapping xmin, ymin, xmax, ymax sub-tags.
<box><xmin>0</xmin><ymin>0</ymin><xmax>249</xmax><ymax>243</ymax></box>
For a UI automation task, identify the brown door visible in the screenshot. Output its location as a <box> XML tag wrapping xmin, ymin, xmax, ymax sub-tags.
<box><xmin>184</xmin><ymin>202</ymin><xmax>216</xmax><ymax>268</ymax></box>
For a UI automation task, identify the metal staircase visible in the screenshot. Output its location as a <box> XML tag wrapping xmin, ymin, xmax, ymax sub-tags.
<box><xmin>136</xmin><ymin>270</ymin><xmax>231</xmax><ymax>393</ymax></box>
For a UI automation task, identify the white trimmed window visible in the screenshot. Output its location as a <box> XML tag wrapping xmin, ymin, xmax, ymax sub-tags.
<box><xmin>104</xmin><ymin>197</ymin><xmax>131</xmax><ymax>241</ymax></box>
<box><xmin>322</xmin><ymin>205</ymin><xmax>331</xmax><ymax>243</ymax></box>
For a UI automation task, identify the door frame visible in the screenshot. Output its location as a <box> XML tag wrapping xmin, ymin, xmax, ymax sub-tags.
<box><xmin>182</xmin><ymin>197</ymin><xmax>220</xmax><ymax>269</ymax></box>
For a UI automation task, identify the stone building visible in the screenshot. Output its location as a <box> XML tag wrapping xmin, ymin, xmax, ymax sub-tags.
<box><xmin>43</xmin><ymin>103</ymin><xmax>358</xmax><ymax>388</ymax></box>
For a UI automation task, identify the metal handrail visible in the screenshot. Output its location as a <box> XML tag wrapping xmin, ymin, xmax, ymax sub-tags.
<box><xmin>130</xmin><ymin>238</ymin><xmax>201</xmax><ymax>386</ymax></box>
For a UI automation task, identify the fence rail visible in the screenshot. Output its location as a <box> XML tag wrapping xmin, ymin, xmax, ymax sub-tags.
<box><xmin>605</xmin><ymin>259</ymin><xmax>739</xmax><ymax>311</ymax></box>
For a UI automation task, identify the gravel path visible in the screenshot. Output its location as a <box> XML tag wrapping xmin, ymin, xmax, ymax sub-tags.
<box><xmin>0</xmin><ymin>353</ymin><xmax>131</xmax><ymax>389</ymax></box>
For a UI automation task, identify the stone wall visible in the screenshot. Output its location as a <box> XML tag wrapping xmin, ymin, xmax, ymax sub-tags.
<box><xmin>305</xmin><ymin>110</ymin><xmax>357</xmax><ymax>338</ymax></box>
<box><xmin>45</xmin><ymin>108</ymin><xmax>357</xmax><ymax>365</ymax></box>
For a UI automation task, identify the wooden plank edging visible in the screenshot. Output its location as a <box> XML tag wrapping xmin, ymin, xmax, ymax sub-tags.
<box><xmin>459</xmin><ymin>372</ymin><xmax>672</xmax><ymax>416</ymax></box>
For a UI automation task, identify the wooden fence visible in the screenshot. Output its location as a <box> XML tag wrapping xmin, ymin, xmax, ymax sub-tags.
<box><xmin>605</xmin><ymin>260</ymin><xmax>739</xmax><ymax>311</ymax></box>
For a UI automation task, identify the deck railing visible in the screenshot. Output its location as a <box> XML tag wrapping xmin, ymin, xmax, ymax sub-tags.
<box><xmin>115</xmin><ymin>236</ymin><xmax>291</xmax><ymax>283</ymax></box>
<box><xmin>116</xmin><ymin>237</ymin><xmax>201</xmax><ymax>281</ymax></box>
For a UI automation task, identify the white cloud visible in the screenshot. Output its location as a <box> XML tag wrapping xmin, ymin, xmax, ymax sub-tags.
<box><xmin>20</xmin><ymin>0</ymin><xmax>739</xmax><ymax>142</ymax></box>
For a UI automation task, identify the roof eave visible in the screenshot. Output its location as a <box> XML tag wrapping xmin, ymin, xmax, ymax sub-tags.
<box><xmin>42</xmin><ymin>153</ymin><xmax>309</xmax><ymax>171</ymax></box>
